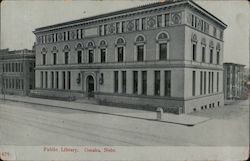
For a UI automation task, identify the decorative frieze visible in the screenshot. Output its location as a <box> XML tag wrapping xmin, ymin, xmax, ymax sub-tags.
<box><xmin>171</xmin><ymin>12</ymin><xmax>182</xmax><ymax>25</ymax></box>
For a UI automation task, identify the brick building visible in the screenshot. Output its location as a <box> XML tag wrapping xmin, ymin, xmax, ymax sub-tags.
<box><xmin>32</xmin><ymin>0</ymin><xmax>227</xmax><ymax>113</ymax></box>
<box><xmin>0</xmin><ymin>49</ymin><xmax>35</xmax><ymax>95</ymax></box>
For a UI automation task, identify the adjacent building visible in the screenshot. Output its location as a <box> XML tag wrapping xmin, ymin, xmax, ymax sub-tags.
<box><xmin>0</xmin><ymin>49</ymin><xmax>35</xmax><ymax>95</ymax></box>
<box><xmin>32</xmin><ymin>0</ymin><xmax>227</xmax><ymax>113</ymax></box>
<box><xmin>223</xmin><ymin>63</ymin><xmax>245</xmax><ymax>100</ymax></box>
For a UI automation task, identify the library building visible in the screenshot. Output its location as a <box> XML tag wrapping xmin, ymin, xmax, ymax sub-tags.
<box><xmin>32</xmin><ymin>0</ymin><xmax>227</xmax><ymax>113</ymax></box>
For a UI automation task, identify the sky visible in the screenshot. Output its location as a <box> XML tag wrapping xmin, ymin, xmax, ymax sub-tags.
<box><xmin>0</xmin><ymin>0</ymin><xmax>249</xmax><ymax>67</ymax></box>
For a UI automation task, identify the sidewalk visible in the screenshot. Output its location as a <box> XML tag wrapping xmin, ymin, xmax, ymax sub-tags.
<box><xmin>0</xmin><ymin>94</ymin><xmax>210</xmax><ymax>126</ymax></box>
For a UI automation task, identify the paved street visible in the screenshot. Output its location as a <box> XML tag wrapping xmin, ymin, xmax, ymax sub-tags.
<box><xmin>0</xmin><ymin>99</ymin><xmax>249</xmax><ymax>146</ymax></box>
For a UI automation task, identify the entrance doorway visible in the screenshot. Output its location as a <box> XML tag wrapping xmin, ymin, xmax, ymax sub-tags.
<box><xmin>86</xmin><ymin>75</ymin><xmax>94</xmax><ymax>97</ymax></box>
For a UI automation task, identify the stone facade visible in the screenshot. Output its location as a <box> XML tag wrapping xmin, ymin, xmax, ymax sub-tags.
<box><xmin>0</xmin><ymin>49</ymin><xmax>35</xmax><ymax>95</ymax></box>
<box><xmin>32</xmin><ymin>0</ymin><xmax>227</xmax><ymax>113</ymax></box>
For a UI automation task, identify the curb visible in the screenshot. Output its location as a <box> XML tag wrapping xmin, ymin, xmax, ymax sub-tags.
<box><xmin>0</xmin><ymin>97</ymin><xmax>196</xmax><ymax>127</ymax></box>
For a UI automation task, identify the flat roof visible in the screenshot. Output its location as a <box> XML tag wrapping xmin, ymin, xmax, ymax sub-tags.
<box><xmin>34</xmin><ymin>0</ymin><xmax>227</xmax><ymax>33</ymax></box>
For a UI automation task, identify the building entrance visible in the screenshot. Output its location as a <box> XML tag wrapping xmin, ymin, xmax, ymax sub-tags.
<box><xmin>86</xmin><ymin>75</ymin><xmax>94</xmax><ymax>97</ymax></box>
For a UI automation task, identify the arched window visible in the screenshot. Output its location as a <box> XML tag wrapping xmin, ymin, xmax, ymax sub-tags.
<box><xmin>63</xmin><ymin>45</ymin><xmax>70</xmax><ymax>64</ymax></box>
<box><xmin>51</xmin><ymin>46</ymin><xmax>58</xmax><ymax>65</ymax></box>
<box><xmin>99</xmin><ymin>40</ymin><xmax>108</xmax><ymax>63</ymax></box>
<box><xmin>134</xmin><ymin>35</ymin><xmax>146</xmax><ymax>62</ymax></box>
<box><xmin>209</xmin><ymin>40</ymin><xmax>214</xmax><ymax>64</ymax></box>
<box><xmin>216</xmin><ymin>43</ymin><xmax>221</xmax><ymax>65</ymax></box>
<box><xmin>87</xmin><ymin>41</ymin><xmax>95</xmax><ymax>48</ymax></box>
<box><xmin>156</xmin><ymin>31</ymin><xmax>170</xmax><ymax>61</ymax></box>
<box><xmin>115</xmin><ymin>37</ymin><xmax>126</xmax><ymax>62</ymax></box>
<box><xmin>75</xmin><ymin>43</ymin><xmax>83</xmax><ymax>64</ymax></box>
<box><xmin>191</xmin><ymin>33</ymin><xmax>198</xmax><ymax>61</ymax></box>
<box><xmin>201</xmin><ymin>38</ymin><xmax>206</xmax><ymax>63</ymax></box>
<box><xmin>41</xmin><ymin>47</ymin><xmax>47</xmax><ymax>65</ymax></box>
<box><xmin>86</xmin><ymin>41</ymin><xmax>95</xmax><ymax>64</ymax></box>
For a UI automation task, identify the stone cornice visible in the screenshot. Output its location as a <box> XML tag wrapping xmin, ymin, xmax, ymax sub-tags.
<box><xmin>35</xmin><ymin>60</ymin><xmax>223</xmax><ymax>71</ymax></box>
<box><xmin>33</xmin><ymin>1</ymin><xmax>189</xmax><ymax>34</ymax></box>
<box><xmin>186</xmin><ymin>1</ymin><xmax>227</xmax><ymax>29</ymax></box>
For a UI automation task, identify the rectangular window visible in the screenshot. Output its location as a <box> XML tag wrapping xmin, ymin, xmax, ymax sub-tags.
<box><xmin>142</xmin><ymin>18</ymin><xmax>146</xmax><ymax>30</ymax></box>
<box><xmin>192</xmin><ymin>44</ymin><xmax>196</xmax><ymax>61</ymax></box>
<box><xmin>133</xmin><ymin>71</ymin><xmax>138</xmax><ymax>94</ymax></box>
<box><xmin>205</xmin><ymin>22</ymin><xmax>209</xmax><ymax>33</ymax></box>
<box><xmin>15</xmin><ymin>63</ymin><xmax>18</xmax><ymax>72</ymax></box>
<box><xmin>194</xmin><ymin>16</ymin><xmax>197</xmax><ymax>28</ymax></box>
<box><xmin>121</xmin><ymin>21</ymin><xmax>125</xmax><ymax>33</ymax></box>
<box><xmin>116</xmin><ymin>22</ymin><xmax>120</xmax><ymax>33</ymax></box>
<box><xmin>159</xmin><ymin>43</ymin><xmax>168</xmax><ymax>60</ymax></box>
<box><xmin>191</xmin><ymin>15</ymin><xmax>195</xmax><ymax>27</ymax></box>
<box><xmin>137</xmin><ymin>45</ymin><xmax>144</xmax><ymax>61</ymax></box>
<box><xmin>165</xmin><ymin>13</ymin><xmax>170</xmax><ymax>26</ymax></box>
<box><xmin>217</xmin><ymin>72</ymin><xmax>219</xmax><ymax>92</ymax></box>
<box><xmin>154</xmin><ymin>71</ymin><xmax>160</xmax><ymax>96</ymax></box>
<box><xmin>67</xmin><ymin>31</ymin><xmax>70</xmax><ymax>40</ymax></box>
<box><xmin>201</xmin><ymin>20</ymin><xmax>204</xmax><ymax>31</ymax></box>
<box><xmin>65</xmin><ymin>52</ymin><xmax>69</xmax><ymax>64</ymax></box>
<box><xmin>62</xmin><ymin>71</ymin><xmax>65</xmax><ymax>90</ymax></box>
<box><xmin>210</xmin><ymin>49</ymin><xmax>213</xmax><ymax>64</ymax></box>
<box><xmin>200</xmin><ymin>71</ymin><xmax>203</xmax><ymax>95</ymax></box>
<box><xmin>118</xmin><ymin>47</ymin><xmax>124</xmax><ymax>62</ymax></box>
<box><xmin>208</xmin><ymin>72</ymin><xmax>211</xmax><ymax>94</ymax></box>
<box><xmin>80</xmin><ymin>29</ymin><xmax>83</xmax><ymax>39</ymax></box>
<box><xmin>55</xmin><ymin>33</ymin><xmax>58</xmax><ymax>42</ymax></box>
<box><xmin>216</xmin><ymin>51</ymin><xmax>220</xmax><ymax>64</ymax></box>
<box><xmin>104</xmin><ymin>24</ymin><xmax>107</xmax><ymax>35</ymax></box>
<box><xmin>213</xmin><ymin>27</ymin><xmax>217</xmax><ymax>37</ymax></box>
<box><xmin>192</xmin><ymin>71</ymin><xmax>196</xmax><ymax>96</ymax></box>
<box><xmin>53</xmin><ymin>53</ymin><xmax>57</xmax><ymax>65</ymax></box>
<box><xmin>99</xmin><ymin>25</ymin><xmax>102</xmax><ymax>36</ymax></box>
<box><xmin>142</xmin><ymin>71</ymin><xmax>147</xmax><ymax>95</ymax></box>
<box><xmin>45</xmin><ymin>71</ymin><xmax>48</xmax><ymax>88</ymax></box>
<box><xmin>202</xmin><ymin>46</ymin><xmax>205</xmax><ymax>62</ymax></box>
<box><xmin>63</xmin><ymin>32</ymin><xmax>66</xmax><ymax>41</ymax></box>
<box><xmin>20</xmin><ymin>63</ymin><xmax>23</xmax><ymax>72</ymax></box>
<box><xmin>51</xmin><ymin>72</ymin><xmax>54</xmax><ymax>88</ymax></box>
<box><xmin>212</xmin><ymin>72</ymin><xmax>214</xmax><ymax>93</ymax></box>
<box><xmin>135</xmin><ymin>19</ymin><xmax>139</xmax><ymax>31</ymax></box>
<box><xmin>41</xmin><ymin>71</ymin><xmax>43</xmax><ymax>88</ymax></box>
<box><xmin>114</xmin><ymin>71</ymin><xmax>118</xmax><ymax>93</ymax></box>
<box><xmin>77</xmin><ymin>51</ymin><xmax>82</xmax><ymax>64</ymax></box>
<box><xmin>88</xmin><ymin>50</ymin><xmax>94</xmax><ymax>63</ymax></box>
<box><xmin>12</xmin><ymin>63</ymin><xmax>14</xmax><ymax>72</ymax></box>
<box><xmin>42</xmin><ymin>54</ymin><xmax>46</xmax><ymax>65</ymax></box>
<box><xmin>56</xmin><ymin>71</ymin><xmax>59</xmax><ymax>89</ymax></box>
<box><xmin>68</xmin><ymin>71</ymin><xmax>71</xmax><ymax>90</ymax></box>
<box><xmin>52</xmin><ymin>34</ymin><xmax>54</xmax><ymax>42</ymax></box>
<box><xmin>157</xmin><ymin>15</ymin><xmax>162</xmax><ymax>27</ymax></box>
<box><xmin>100</xmin><ymin>49</ymin><xmax>106</xmax><ymax>63</ymax></box>
<box><xmin>165</xmin><ymin>71</ymin><xmax>171</xmax><ymax>96</ymax></box>
<box><xmin>122</xmin><ymin>71</ymin><xmax>126</xmax><ymax>93</ymax></box>
<box><xmin>21</xmin><ymin>79</ymin><xmax>24</xmax><ymax>89</ymax></box>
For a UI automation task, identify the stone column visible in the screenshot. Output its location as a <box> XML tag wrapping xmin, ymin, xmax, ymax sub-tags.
<box><xmin>126</xmin><ymin>70</ymin><xmax>133</xmax><ymax>94</ymax></box>
<box><xmin>43</xmin><ymin>71</ymin><xmax>46</xmax><ymax>89</ymax></box>
<box><xmin>138</xmin><ymin>70</ymin><xmax>142</xmax><ymax>95</ymax></box>
<box><xmin>147</xmin><ymin>70</ymin><xmax>154</xmax><ymax>96</ymax></box>
<box><xmin>160</xmin><ymin>70</ymin><xmax>165</xmax><ymax>96</ymax></box>
<box><xmin>65</xmin><ymin>71</ymin><xmax>69</xmax><ymax>90</ymax></box>
<box><xmin>48</xmin><ymin>71</ymin><xmax>52</xmax><ymax>89</ymax></box>
<box><xmin>53</xmin><ymin>71</ymin><xmax>57</xmax><ymax>89</ymax></box>
<box><xmin>58</xmin><ymin>71</ymin><xmax>63</xmax><ymax>89</ymax></box>
<box><xmin>118</xmin><ymin>71</ymin><xmax>122</xmax><ymax>93</ymax></box>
